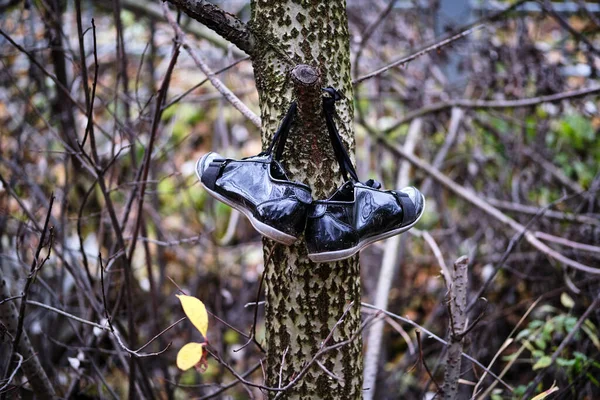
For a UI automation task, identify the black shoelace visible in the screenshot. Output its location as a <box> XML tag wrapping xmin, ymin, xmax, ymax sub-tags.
<box><xmin>260</xmin><ymin>87</ymin><xmax>381</xmax><ymax>191</ymax></box>
<box><xmin>260</xmin><ymin>101</ymin><xmax>297</xmax><ymax>161</ymax></box>
<box><xmin>322</xmin><ymin>87</ymin><xmax>381</xmax><ymax>189</ymax></box>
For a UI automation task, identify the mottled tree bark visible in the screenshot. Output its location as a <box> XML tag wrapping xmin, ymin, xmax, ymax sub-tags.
<box><xmin>167</xmin><ymin>0</ymin><xmax>362</xmax><ymax>398</ymax></box>
<box><xmin>250</xmin><ymin>2</ymin><xmax>362</xmax><ymax>399</ymax></box>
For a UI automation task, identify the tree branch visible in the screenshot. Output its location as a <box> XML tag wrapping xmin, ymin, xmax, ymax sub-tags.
<box><xmin>353</xmin><ymin>25</ymin><xmax>484</xmax><ymax>85</ymax></box>
<box><xmin>166</xmin><ymin>0</ymin><xmax>254</xmax><ymax>55</ymax></box>
<box><xmin>383</xmin><ymin>86</ymin><xmax>600</xmax><ymax>133</ymax></box>
<box><xmin>162</xmin><ymin>2</ymin><xmax>261</xmax><ymax>127</ymax></box>
<box><xmin>361</xmin><ymin>303</ymin><xmax>513</xmax><ymax>392</ymax></box>
<box><xmin>442</xmin><ymin>256</ymin><xmax>469</xmax><ymax>399</ymax></box>
<box><xmin>371</xmin><ymin>131</ymin><xmax>599</xmax><ymax>274</ymax></box>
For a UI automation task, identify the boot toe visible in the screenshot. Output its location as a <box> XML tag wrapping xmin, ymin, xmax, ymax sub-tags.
<box><xmin>196</xmin><ymin>152</ymin><xmax>223</xmax><ymax>181</ymax></box>
<box><xmin>398</xmin><ymin>186</ymin><xmax>424</xmax><ymax>217</ymax></box>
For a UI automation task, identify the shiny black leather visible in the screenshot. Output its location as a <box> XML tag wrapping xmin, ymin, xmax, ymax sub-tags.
<box><xmin>201</xmin><ymin>154</ymin><xmax>312</xmax><ymax>237</ymax></box>
<box><xmin>306</xmin><ymin>181</ymin><xmax>420</xmax><ymax>254</ymax></box>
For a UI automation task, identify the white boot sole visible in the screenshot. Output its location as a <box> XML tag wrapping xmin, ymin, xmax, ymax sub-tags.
<box><xmin>195</xmin><ymin>154</ymin><xmax>297</xmax><ymax>246</ymax></box>
<box><xmin>307</xmin><ymin>196</ymin><xmax>426</xmax><ymax>263</ymax></box>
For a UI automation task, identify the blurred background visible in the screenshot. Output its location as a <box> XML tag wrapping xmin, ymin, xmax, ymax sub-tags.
<box><xmin>0</xmin><ymin>0</ymin><xmax>599</xmax><ymax>398</ymax></box>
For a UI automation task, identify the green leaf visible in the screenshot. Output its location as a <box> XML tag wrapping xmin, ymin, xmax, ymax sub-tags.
<box><xmin>516</xmin><ymin>329</ymin><xmax>531</xmax><ymax>341</ymax></box>
<box><xmin>565</xmin><ymin>316</ymin><xmax>577</xmax><ymax>333</ymax></box>
<box><xmin>556</xmin><ymin>358</ymin><xmax>576</xmax><ymax>368</ymax></box>
<box><xmin>533</xmin><ymin>356</ymin><xmax>552</xmax><ymax>370</ymax></box>
<box><xmin>535</xmin><ymin>338</ymin><xmax>547</xmax><ymax>351</ymax></box>
<box><xmin>588</xmin><ymin>373</ymin><xmax>600</xmax><ymax>387</ymax></box>
<box><xmin>529</xmin><ymin>320</ymin><xmax>545</xmax><ymax>329</ymax></box>
<box><xmin>532</xmin><ymin>349</ymin><xmax>545</xmax><ymax>359</ymax></box>
<box><xmin>557</xmin><ymin>115</ymin><xmax>595</xmax><ymax>150</ymax></box>
<box><xmin>513</xmin><ymin>385</ymin><xmax>527</xmax><ymax>397</ymax></box>
<box><xmin>582</xmin><ymin>325</ymin><xmax>600</xmax><ymax>350</ymax></box>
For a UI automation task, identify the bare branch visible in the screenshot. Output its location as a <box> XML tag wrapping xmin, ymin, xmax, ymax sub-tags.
<box><xmin>354</xmin><ymin>25</ymin><xmax>484</xmax><ymax>85</ymax></box>
<box><xmin>382</xmin><ymin>86</ymin><xmax>600</xmax><ymax>133</ymax></box>
<box><xmin>7</xmin><ymin>194</ymin><xmax>54</xmax><ymax>383</ymax></box>
<box><xmin>484</xmin><ymin>197</ymin><xmax>600</xmax><ymax>226</ymax></box>
<box><xmin>371</xmin><ymin>132</ymin><xmax>599</xmax><ymax>274</ymax></box>
<box><xmin>162</xmin><ymin>2</ymin><xmax>261</xmax><ymax>128</ymax></box>
<box><xmin>361</xmin><ymin>303</ymin><xmax>513</xmax><ymax>392</ymax></box>
<box><xmin>26</xmin><ymin>301</ymin><xmax>109</xmax><ymax>331</ymax></box>
<box><xmin>416</xmin><ymin>330</ymin><xmax>442</xmax><ymax>395</ymax></box>
<box><xmin>163</xmin><ymin>55</ymin><xmax>251</xmax><ymax>110</ymax></box>
<box><xmin>166</xmin><ymin>0</ymin><xmax>254</xmax><ymax>55</ymax></box>
<box><xmin>0</xmin><ymin>353</ymin><xmax>23</xmax><ymax>393</ymax></box>
<box><xmin>442</xmin><ymin>256</ymin><xmax>469</xmax><ymax>400</ymax></box>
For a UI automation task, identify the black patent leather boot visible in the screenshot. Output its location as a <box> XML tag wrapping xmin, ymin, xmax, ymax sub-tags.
<box><xmin>305</xmin><ymin>88</ymin><xmax>425</xmax><ymax>262</ymax></box>
<box><xmin>195</xmin><ymin>103</ymin><xmax>312</xmax><ymax>245</ymax></box>
<box><xmin>306</xmin><ymin>182</ymin><xmax>424</xmax><ymax>262</ymax></box>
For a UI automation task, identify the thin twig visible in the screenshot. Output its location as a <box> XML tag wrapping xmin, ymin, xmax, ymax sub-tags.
<box><xmin>0</xmin><ymin>28</ymin><xmax>111</xmax><ymax>138</ymax></box>
<box><xmin>162</xmin><ymin>2</ymin><xmax>261</xmax><ymax>128</ymax></box>
<box><xmin>195</xmin><ymin>362</ymin><xmax>262</xmax><ymax>400</ymax></box>
<box><xmin>537</xmin><ymin>0</ymin><xmax>600</xmax><ymax>56</ymax></box>
<box><xmin>278</xmin><ymin>346</ymin><xmax>289</xmax><ymax>388</ymax></box>
<box><xmin>416</xmin><ymin>330</ymin><xmax>442</xmax><ymax>394</ymax></box>
<box><xmin>353</xmin><ymin>25</ymin><xmax>484</xmax><ymax>85</ymax></box>
<box><xmin>361</xmin><ymin>303</ymin><xmax>513</xmax><ymax>392</ymax></box>
<box><xmin>382</xmin><ymin>86</ymin><xmax>600</xmax><ymax>133</ymax></box>
<box><xmin>384</xmin><ymin>315</ymin><xmax>415</xmax><ymax>355</ymax></box>
<box><xmin>163</xmin><ymin>56</ymin><xmax>251</xmax><ymax>111</ymax></box>
<box><xmin>0</xmin><ymin>296</ymin><xmax>21</xmax><ymax>306</ymax></box>
<box><xmin>0</xmin><ymin>354</ymin><xmax>23</xmax><ymax>393</ymax></box>
<box><xmin>467</xmin><ymin>193</ymin><xmax>573</xmax><ymax>312</ymax></box>
<box><xmin>99</xmin><ymin>254</ymin><xmax>174</xmax><ymax>358</ymax></box>
<box><xmin>6</xmin><ymin>194</ymin><xmax>54</xmax><ymax>381</ymax></box>
<box><xmin>235</xmin><ymin>245</ymin><xmax>276</xmax><ymax>353</ymax></box>
<box><xmin>25</xmin><ymin>301</ymin><xmax>108</xmax><ymax>330</ymax></box>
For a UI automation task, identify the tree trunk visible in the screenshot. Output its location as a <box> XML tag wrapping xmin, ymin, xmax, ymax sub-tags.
<box><xmin>165</xmin><ymin>0</ymin><xmax>363</xmax><ymax>397</ymax></box>
<box><xmin>250</xmin><ymin>1</ymin><xmax>362</xmax><ymax>399</ymax></box>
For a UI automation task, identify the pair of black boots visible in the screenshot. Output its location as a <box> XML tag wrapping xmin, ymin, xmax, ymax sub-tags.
<box><xmin>196</xmin><ymin>88</ymin><xmax>424</xmax><ymax>263</ymax></box>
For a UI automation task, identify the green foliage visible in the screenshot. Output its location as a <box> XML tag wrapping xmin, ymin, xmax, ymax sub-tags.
<box><xmin>513</xmin><ymin>296</ymin><xmax>600</xmax><ymax>394</ymax></box>
<box><xmin>557</xmin><ymin>115</ymin><xmax>596</xmax><ymax>151</ymax></box>
<box><xmin>550</xmin><ymin>114</ymin><xmax>600</xmax><ymax>188</ymax></box>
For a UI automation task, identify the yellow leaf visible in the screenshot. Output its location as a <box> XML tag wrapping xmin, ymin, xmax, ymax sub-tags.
<box><xmin>176</xmin><ymin>342</ymin><xmax>204</xmax><ymax>371</ymax></box>
<box><xmin>560</xmin><ymin>292</ymin><xmax>575</xmax><ymax>309</ymax></box>
<box><xmin>177</xmin><ymin>295</ymin><xmax>209</xmax><ymax>337</ymax></box>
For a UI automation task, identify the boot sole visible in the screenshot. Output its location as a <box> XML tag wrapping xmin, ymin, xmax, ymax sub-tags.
<box><xmin>196</xmin><ymin>154</ymin><xmax>297</xmax><ymax>246</ymax></box>
<box><xmin>307</xmin><ymin>196</ymin><xmax>426</xmax><ymax>263</ymax></box>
